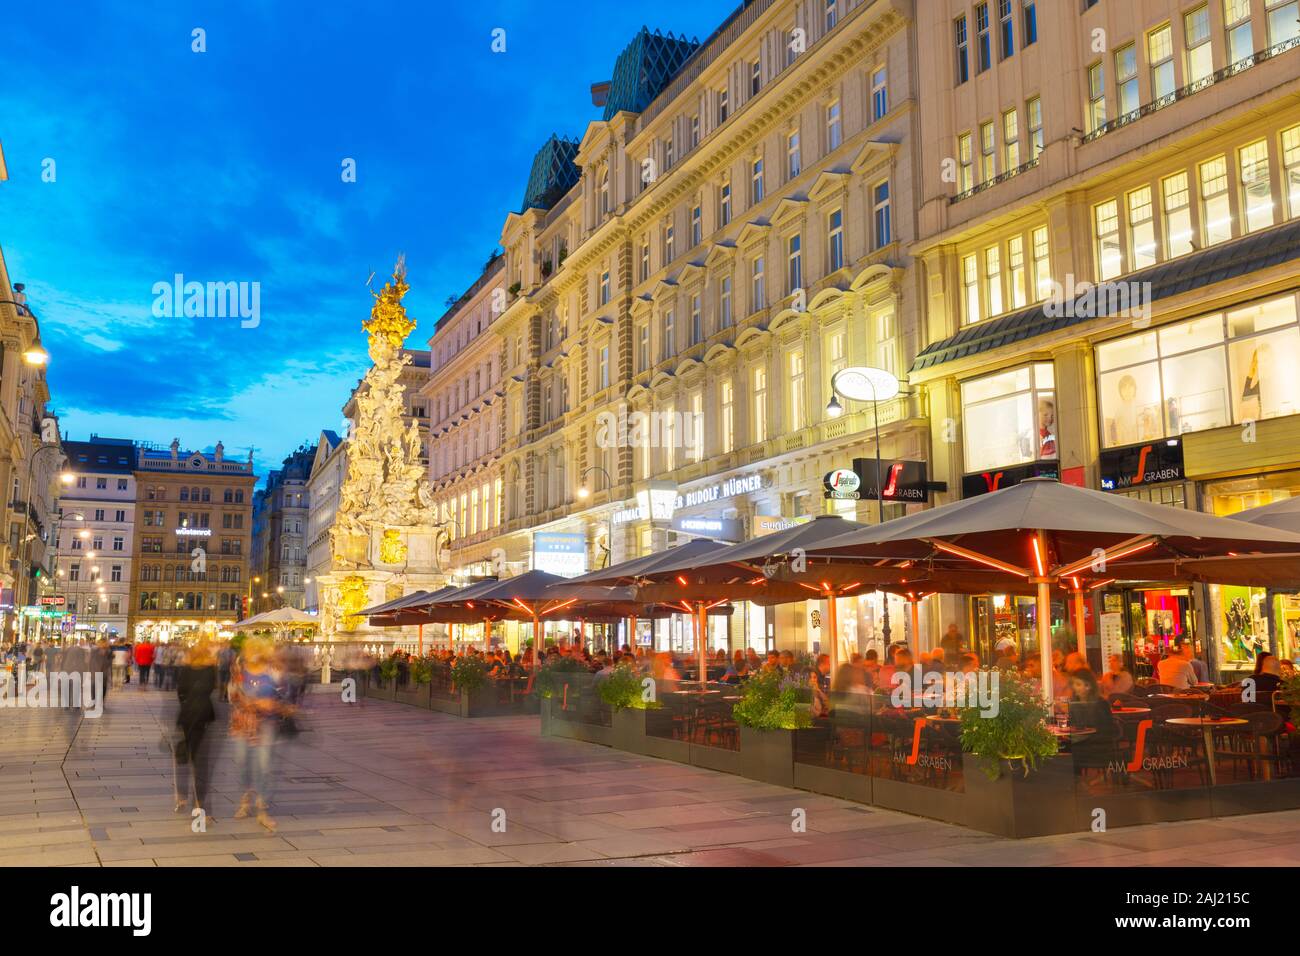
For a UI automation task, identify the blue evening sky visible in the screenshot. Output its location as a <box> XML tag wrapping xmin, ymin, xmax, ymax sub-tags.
<box><xmin>1</xmin><ymin>0</ymin><xmax>731</xmax><ymax>479</ymax></box>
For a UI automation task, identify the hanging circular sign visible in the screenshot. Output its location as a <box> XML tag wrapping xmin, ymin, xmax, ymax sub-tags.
<box><xmin>823</xmin><ymin>468</ymin><xmax>860</xmax><ymax>494</ymax></box>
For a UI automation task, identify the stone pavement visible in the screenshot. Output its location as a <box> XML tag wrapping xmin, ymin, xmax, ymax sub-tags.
<box><xmin>2</xmin><ymin>686</ymin><xmax>1299</xmax><ymax>867</ymax></box>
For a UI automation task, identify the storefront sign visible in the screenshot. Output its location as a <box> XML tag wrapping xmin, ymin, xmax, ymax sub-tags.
<box><xmin>752</xmin><ymin>514</ymin><xmax>812</xmax><ymax>536</ymax></box>
<box><xmin>532</xmin><ymin>532</ymin><xmax>588</xmax><ymax>578</ymax></box>
<box><xmin>1100</xmin><ymin>612</ymin><xmax>1125</xmax><ymax>661</ymax></box>
<box><xmin>612</xmin><ymin>482</ymin><xmax>678</xmax><ymax>524</ymax></box>
<box><xmin>822</xmin><ymin>468</ymin><xmax>861</xmax><ymax>499</ymax></box>
<box><xmin>961</xmin><ymin>461</ymin><xmax>1060</xmax><ymax>498</ymax></box>
<box><xmin>39</xmin><ymin>596</ymin><xmax>65</xmax><ymax>607</ymax></box>
<box><xmin>852</xmin><ymin>458</ymin><xmax>930</xmax><ymax>502</ymax></box>
<box><xmin>675</xmin><ymin>473</ymin><xmax>764</xmax><ymax>510</ymax></box>
<box><xmin>671</xmin><ymin>516</ymin><xmax>743</xmax><ymax>541</ymax></box>
<box><xmin>175</xmin><ymin>527</ymin><xmax>212</xmax><ymax>537</ymax></box>
<box><xmin>1099</xmin><ymin>439</ymin><xmax>1185</xmax><ymax>491</ymax></box>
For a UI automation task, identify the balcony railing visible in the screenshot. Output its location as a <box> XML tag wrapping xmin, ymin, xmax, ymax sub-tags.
<box><xmin>949</xmin><ymin>156</ymin><xmax>1040</xmax><ymax>204</ymax></box>
<box><xmin>1080</xmin><ymin>34</ymin><xmax>1300</xmax><ymax>145</ymax></box>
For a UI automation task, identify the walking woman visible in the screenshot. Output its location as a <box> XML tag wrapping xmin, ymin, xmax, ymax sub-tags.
<box><xmin>174</xmin><ymin>638</ymin><xmax>219</xmax><ymax>821</ymax></box>
<box><xmin>229</xmin><ymin>636</ymin><xmax>290</xmax><ymax>832</ymax></box>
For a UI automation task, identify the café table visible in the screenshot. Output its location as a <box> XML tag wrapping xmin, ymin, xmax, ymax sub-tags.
<box><xmin>1111</xmin><ymin>706</ymin><xmax>1151</xmax><ymax>715</ymax></box>
<box><xmin>1047</xmin><ymin>725</ymin><xmax>1097</xmax><ymax>741</ymax></box>
<box><xmin>1164</xmin><ymin>716</ymin><xmax>1248</xmax><ymax>786</ymax></box>
<box><xmin>923</xmin><ymin>715</ymin><xmax>962</xmax><ymax>725</ymax></box>
<box><xmin>1152</xmin><ymin>692</ymin><xmax>1208</xmax><ymax>700</ymax></box>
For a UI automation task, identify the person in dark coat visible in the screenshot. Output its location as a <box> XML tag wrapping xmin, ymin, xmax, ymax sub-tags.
<box><xmin>174</xmin><ymin>639</ymin><xmax>219</xmax><ymax>821</ymax></box>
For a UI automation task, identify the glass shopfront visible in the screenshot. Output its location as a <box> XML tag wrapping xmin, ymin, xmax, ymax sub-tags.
<box><xmin>967</xmin><ymin>593</ymin><xmax>1068</xmax><ymax>665</ymax></box>
<box><xmin>960</xmin><ymin>363</ymin><xmax>1059</xmax><ymax>474</ymax></box>
<box><xmin>1096</xmin><ymin>291</ymin><xmax>1300</xmax><ymax>448</ymax></box>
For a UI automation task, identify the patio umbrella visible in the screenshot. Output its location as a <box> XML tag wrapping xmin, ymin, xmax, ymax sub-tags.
<box><xmin>803</xmin><ymin>478</ymin><xmax>1300</xmax><ymax>703</ymax></box>
<box><xmin>1233</xmin><ymin>496</ymin><xmax>1300</xmax><ymax>534</ymax></box>
<box><xmin>447</xmin><ymin>570</ymin><xmax>583</xmax><ymax>670</ymax></box>
<box><xmin>629</xmin><ymin>515</ymin><xmax>873</xmax><ymax>679</ymax></box>
<box><xmin>233</xmin><ymin>607</ymin><xmax>320</xmax><ymax>630</ymax></box>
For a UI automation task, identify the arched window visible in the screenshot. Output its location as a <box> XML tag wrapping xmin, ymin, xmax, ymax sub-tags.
<box><xmin>180</xmin><ymin>487</ymin><xmax>190</xmax><ymax>502</ymax></box>
<box><xmin>201</xmin><ymin>487</ymin><xmax>210</xmax><ymax>502</ymax></box>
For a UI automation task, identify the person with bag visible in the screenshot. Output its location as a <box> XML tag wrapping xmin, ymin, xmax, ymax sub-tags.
<box><xmin>228</xmin><ymin>636</ymin><xmax>291</xmax><ymax>832</ymax></box>
<box><xmin>174</xmin><ymin>638</ymin><xmax>219</xmax><ymax>821</ymax></box>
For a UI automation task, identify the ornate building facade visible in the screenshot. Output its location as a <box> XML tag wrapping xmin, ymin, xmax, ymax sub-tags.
<box><xmin>428</xmin><ymin>0</ymin><xmax>928</xmax><ymax>655</ymax></box>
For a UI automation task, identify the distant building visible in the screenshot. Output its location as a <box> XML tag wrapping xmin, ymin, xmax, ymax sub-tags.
<box><xmin>58</xmin><ymin>437</ymin><xmax>136</xmax><ymax>639</ymax></box>
<box><xmin>129</xmin><ymin>439</ymin><xmax>256</xmax><ymax>643</ymax></box>
<box><xmin>304</xmin><ymin>430</ymin><xmax>345</xmax><ymax>614</ymax></box>
<box><xmin>250</xmin><ymin>445</ymin><xmax>315</xmax><ymax>613</ymax></box>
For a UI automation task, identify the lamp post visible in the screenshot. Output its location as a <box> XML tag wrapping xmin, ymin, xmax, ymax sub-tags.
<box><xmin>48</xmin><ymin>511</ymin><xmax>85</xmax><ymax>642</ymax></box>
<box><xmin>827</xmin><ymin>366</ymin><xmax>903</xmax><ymax>651</ymax></box>
<box><xmin>18</xmin><ymin>446</ymin><xmax>72</xmax><ymax>642</ymax></box>
<box><xmin>576</xmin><ymin>465</ymin><xmax>614</xmax><ymax>570</ymax></box>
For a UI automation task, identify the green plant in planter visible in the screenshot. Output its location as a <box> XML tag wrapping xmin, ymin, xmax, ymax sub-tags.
<box><xmin>378</xmin><ymin>655</ymin><xmax>400</xmax><ymax>683</ymax></box>
<box><xmin>598</xmin><ymin>664</ymin><xmax>658</xmax><ymax>710</ymax></box>
<box><xmin>535</xmin><ymin>656</ymin><xmax>587</xmax><ymax>699</ymax></box>
<box><xmin>959</xmin><ymin>669</ymin><xmax>1058</xmax><ymax>779</ymax></box>
<box><xmin>450</xmin><ymin>656</ymin><xmax>488</xmax><ymax>693</ymax></box>
<box><xmin>1280</xmin><ymin>673</ymin><xmax>1300</xmax><ymax>709</ymax></box>
<box><xmin>732</xmin><ymin>670</ymin><xmax>812</xmax><ymax>730</ymax></box>
<box><xmin>410</xmin><ymin>656</ymin><xmax>434</xmax><ymax>685</ymax></box>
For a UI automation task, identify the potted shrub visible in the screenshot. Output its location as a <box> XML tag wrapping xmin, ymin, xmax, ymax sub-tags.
<box><xmin>958</xmin><ymin>670</ymin><xmax>1073</xmax><ymax>838</ymax></box>
<box><xmin>598</xmin><ymin>664</ymin><xmax>660</xmax><ymax>751</ymax></box>
<box><xmin>374</xmin><ymin>654</ymin><xmax>400</xmax><ymax>700</ymax></box>
<box><xmin>733</xmin><ymin>671</ymin><xmax>812</xmax><ymax>786</ymax></box>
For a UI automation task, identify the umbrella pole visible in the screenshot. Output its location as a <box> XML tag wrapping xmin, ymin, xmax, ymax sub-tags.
<box><xmin>486</xmin><ymin>618</ymin><xmax>492</xmax><ymax>648</ymax></box>
<box><xmin>910</xmin><ymin>598</ymin><xmax>920</xmax><ymax>653</ymax></box>
<box><xmin>697</xmin><ymin>602</ymin><xmax>708</xmax><ymax>689</ymax></box>
<box><xmin>418</xmin><ymin>623</ymin><xmax>423</xmax><ymax>658</ymax></box>
<box><xmin>1035</xmin><ymin>532</ymin><xmax>1054</xmax><ymax>708</ymax></box>
<box><xmin>1071</xmin><ymin>588</ymin><xmax>1086</xmax><ymax>658</ymax></box>
<box><xmin>824</xmin><ymin>591</ymin><xmax>838</xmax><ymax>674</ymax></box>
<box><xmin>533</xmin><ymin>617</ymin><xmax>541</xmax><ymax>671</ymax></box>
<box><xmin>580</xmin><ymin>618</ymin><xmax>586</xmax><ymax>652</ymax></box>
<box><xmin>628</xmin><ymin>615</ymin><xmax>636</xmax><ymax>653</ymax></box>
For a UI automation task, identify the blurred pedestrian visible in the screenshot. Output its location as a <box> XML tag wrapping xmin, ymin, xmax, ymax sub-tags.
<box><xmin>175</xmin><ymin>639</ymin><xmax>219</xmax><ymax>822</ymax></box>
<box><xmin>229</xmin><ymin>636</ymin><xmax>290</xmax><ymax>831</ymax></box>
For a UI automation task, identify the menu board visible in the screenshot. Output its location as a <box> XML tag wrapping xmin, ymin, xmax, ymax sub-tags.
<box><xmin>1099</xmin><ymin>612</ymin><xmax>1125</xmax><ymax>661</ymax></box>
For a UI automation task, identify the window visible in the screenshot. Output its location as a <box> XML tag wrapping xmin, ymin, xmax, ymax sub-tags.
<box><xmin>826</xmin><ymin>100</ymin><xmax>842</xmax><ymax>151</ymax></box>
<box><xmin>979</xmin><ymin>121</ymin><xmax>995</xmax><ymax>182</ymax></box>
<box><xmin>640</xmin><ymin>236</ymin><xmax>650</xmax><ymax>282</ymax></box>
<box><xmin>957</xmin><ymin>132</ymin><xmax>974</xmax><ymax>192</ymax></box>
<box><xmin>1199</xmin><ymin>156</ymin><xmax>1232</xmax><ymax>246</ymax></box>
<box><xmin>1002</xmin><ymin>109</ymin><xmax>1019</xmax><ymax>171</ymax></box>
<box><xmin>751</xmin><ymin>257</ymin><xmax>766</xmax><ymax>312</ymax></box>
<box><xmin>787</xmin><ymin>235</ymin><xmax>802</xmax><ymax>294</ymax></box>
<box><xmin>600</xmin><ymin>167</ymin><xmax>610</xmax><ymax>215</ymax></box>
<box><xmin>955</xmin><ymin>15</ymin><xmax>970</xmax><ymax>84</ymax></box>
<box><xmin>1115</xmin><ymin>44</ymin><xmax>1139</xmax><ymax>117</ymax></box>
<box><xmin>751</xmin><ymin>157</ymin><xmax>764</xmax><ymax>204</ymax></box>
<box><xmin>691</xmin><ymin>203</ymin><xmax>702</xmax><ymax>245</ymax></box>
<box><xmin>637</xmin><ymin>322</ymin><xmax>649</xmax><ymax>371</ymax></box>
<box><xmin>1128</xmin><ymin>186</ymin><xmax>1157</xmax><ymax>270</ymax></box>
<box><xmin>1096</xmin><ymin>294</ymin><xmax>1300</xmax><ymax>447</ymax></box>
<box><xmin>753</xmin><ymin>366</ymin><xmax>768</xmax><ymax>442</ymax></box>
<box><xmin>975</xmin><ymin>3</ymin><xmax>991</xmax><ymax>72</ymax></box>
<box><xmin>664</xmin><ymin>135</ymin><xmax>674</xmax><ymax>169</ymax></box>
<box><xmin>874</xmin><ymin>306</ymin><xmax>898</xmax><ymax>376</ymax></box>
<box><xmin>720</xmin><ymin>380</ymin><xmax>735</xmax><ymax>453</ymax></box>
<box><xmin>1267</xmin><ymin>0</ymin><xmax>1300</xmax><ymax>45</ymax></box>
<box><xmin>827</xmin><ymin>209</ymin><xmax>845</xmax><ymax>272</ymax></box>
<box><xmin>664</xmin><ymin>223</ymin><xmax>675</xmax><ymax>263</ymax></box>
<box><xmin>962</xmin><ymin>254</ymin><xmax>981</xmax><ymax>325</ymax></box>
<box><xmin>1162</xmin><ymin>171</ymin><xmax>1195</xmax><ymax>257</ymax></box>
<box><xmin>984</xmin><ymin>246</ymin><xmax>1003</xmax><ymax>316</ymax></box>
<box><xmin>94</xmin><ymin>508</ymin><xmax>105</xmax><ymax>521</ymax></box>
<box><xmin>825</xmin><ymin>0</ymin><xmax>837</xmax><ymax>31</ymax></box>
<box><xmin>1008</xmin><ymin>235</ymin><xmax>1027</xmax><ymax>309</ymax></box>
<box><xmin>691</xmin><ymin>293</ymin><xmax>702</xmax><ymax>345</ymax></box>
<box><xmin>691</xmin><ymin>114</ymin><xmax>700</xmax><ymax>148</ymax></box>
<box><xmin>662</xmin><ymin>310</ymin><xmax>675</xmax><ymax>361</ymax></box>
<box><xmin>1283</xmin><ymin>124</ymin><xmax>1300</xmax><ymax>219</ymax></box>
<box><xmin>718</xmin><ymin>87</ymin><xmax>729</xmax><ymax>124</ymax></box>
<box><xmin>599</xmin><ymin>269</ymin><xmax>610</xmax><ymax>305</ymax></box>
<box><xmin>112</xmin><ymin>536</ymin><xmax>124</xmax><ymax>552</ymax></box>
<box><xmin>1184</xmin><ymin>6</ymin><xmax>1213</xmax><ymax>84</ymax></box>
<box><xmin>1023</xmin><ymin>1</ymin><xmax>1037</xmax><ymax>45</ymax></box>
<box><xmin>873</xmin><ymin>181</ymin><xmax>892</xmax><ymax>248</ymax></box>
<box><xmin>961</xmin><ymin>363</ymin><xmax>1058</xmax><ymax>472</ymax></box>
<box><xmin>1224</xmin><ymin>0</ymin><xmax>1253</xmax><ymax>64</ymax></box>
<box><xmin>789</xmin><ymin>351</ymin><xmax>806</xmax><ymax>429</ymax></box>
<box><xmin>720</xmin><ymin>177</ymin><xmax>732</xmax><ymax>225</ymax></box>
<box><xmin>1148</xmin><ymin>25</ymin><xmax>1175</xmax><ymax>101</ymax></box>
<box><xmin>1094</xmin><ymin>199</ymin><xmax>1122</xmax><ymax>280</ymax></box>
<box><xmin>117</xmin><ymin>478</ymin><xmax>127</xmax><ymax>491</ymax></box>
<box><xmin>998</xmin><ymin>0</ymin><xmax>1014</xmax><ymax>59</ymax></box>
<box><xmin>689</xmin><ymin>391</ymin><xmax>704</xmax><ymax>462</ymax></box>
<box><xmin>750</xmin><ymin>60</ymin><xmax>761</xmax><ymax>97</ymax></box>
<box><xmin>599</xmin><ymin>345</ymin><xmax>610</xmax><ymax>390</ymax></box>
<box><xmin>96</xmin><ymin>477</ymin><xmax>107</xmax><ymax>489</ymax></box>
<box><xmin>871</xmin><ymin>67</ymin><xmax>888</xmax><ymax>120</ymax></box>
<box><xmin>1087</xmin><ymin>62</ymin><xmax>1106</xmax><ymax>133</ymax></box>
<box><xmin>1240</xmin><ymin>140</ymin><xmax>1275</xmax><ymax>233</ymax></box>
<box><xmin>787</xmin><ymin>130</ymin><xmax>801</xmax><ymax>179</ymax></box>
<box><xmin>111</xmin><ymin>564</ymin><xmax>121</xmax><ymax>582</ymax></box>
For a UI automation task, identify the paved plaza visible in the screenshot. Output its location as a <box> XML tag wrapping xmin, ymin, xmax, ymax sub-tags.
<box><xmin>2</xmin><ymin>687</ymin><xmax>1299</xmax><ymax>867</ymax></box>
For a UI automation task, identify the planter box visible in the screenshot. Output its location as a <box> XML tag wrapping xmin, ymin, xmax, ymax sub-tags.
<box><xmin>394</xmin><ymin>684</ymin><xmax>431</xmax><ymax>710</ymax></box>
<box><xmin>739</xmin><ymin>726</ymin><xmax>797</xmax><ymax>787</ymax></box>
<box><xmin>962</xmin><ymin>753</ymin><xmax>1077</xmax><ymax>838</ymax></box>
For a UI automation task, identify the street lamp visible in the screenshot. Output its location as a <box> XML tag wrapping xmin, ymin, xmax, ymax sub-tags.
<box><xmin>19</xmin><ymin>443</ymin><xmax>68</xmax><ymax>640</ymax></box>
<box><xmin>22</xmin><ymin>340</ymin><xmax>48</xmax><ymax>366</ymax></box>
<box><xmin>827</xmin><ymin>365</ymin><xmax>903</xmax><ymax>644</ymax></box>
<box><xmin>577</xmin><ymin>465</ymin><xmax>614</xmax><ymax>569</ymax></box>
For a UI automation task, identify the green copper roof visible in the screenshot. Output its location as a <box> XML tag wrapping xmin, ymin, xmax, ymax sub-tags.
<box><xmin>603</xmin><ymin>27</ymin><xmax>700</xmax><ymax>121</ymax></box>
<box><xmin>521</xmin><ymin>135</ymin><xmax>581</xmax><ymax>212</ymax></box>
